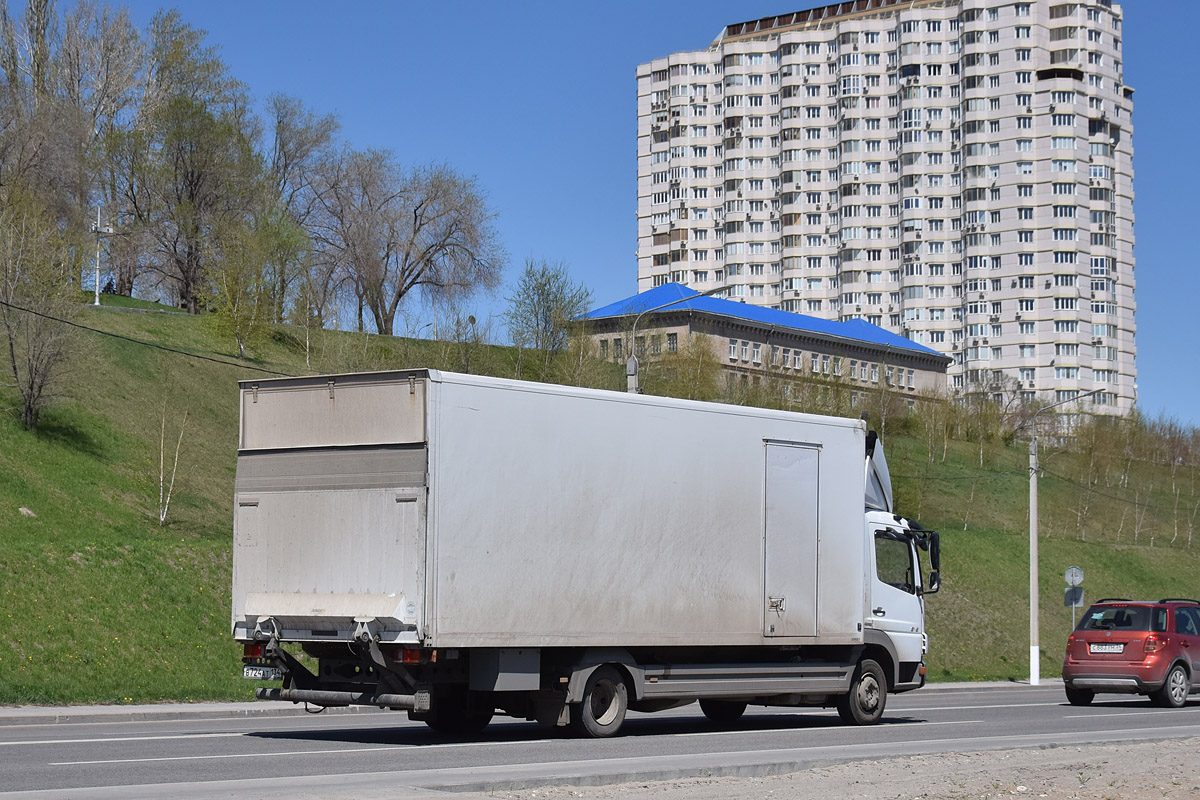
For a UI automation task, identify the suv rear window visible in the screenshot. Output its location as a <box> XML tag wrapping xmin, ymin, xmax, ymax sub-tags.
<box><xmin>1078</xmin><ymin>605</ymin><xmax>1167</xmax><ymax>632</ymax></box>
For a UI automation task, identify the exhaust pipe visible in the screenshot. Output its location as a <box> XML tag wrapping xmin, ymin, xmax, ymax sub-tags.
<box><xmin>255</xmin><ymin>687</ymin><xmax>429</xmax><ymax>711</ymax></box>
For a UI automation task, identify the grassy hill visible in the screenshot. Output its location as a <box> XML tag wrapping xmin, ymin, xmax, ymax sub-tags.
<box><xmin>1</xmin><ymin>304</ymin><xmax>1197</xmax><ymax>703</ymax></box>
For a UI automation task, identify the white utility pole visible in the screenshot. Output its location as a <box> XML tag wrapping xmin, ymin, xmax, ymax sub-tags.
<box><xmin>1028</xmin><ymin>388</ymin><xmax>1101</xmax><ymax>685</ymax></box>
<box><xmin>91</xmin><ymin>208</ymin><xmax>114</xmax><ymax>307</ymax></box>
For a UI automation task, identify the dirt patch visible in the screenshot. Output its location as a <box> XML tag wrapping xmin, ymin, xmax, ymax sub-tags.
<box><xmin>481</xmin><ymin>737</ymin><xmax>1200</xmax><ymax>800</ymax></box>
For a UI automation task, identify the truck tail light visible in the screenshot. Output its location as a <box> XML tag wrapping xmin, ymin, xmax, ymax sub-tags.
<box><xmin>401</xmin><ymin>648</ymin><xmax>422</xmax><ymax>664</ymax></box>
<box><xmin>1144</xmin><ymin>634</ymin><xmax>1166</xmax><ymax>653</ymax></box>
<box><xmin>243</xmin><ymin>643</ymin><xmax>264</xmax><ymax>659</ymax></box>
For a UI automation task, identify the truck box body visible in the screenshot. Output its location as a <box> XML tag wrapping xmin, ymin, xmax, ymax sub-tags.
<box><xmin>233</xmin><ymin>369</ymin><xmax>868</xmax><ymax>650</ymax></box>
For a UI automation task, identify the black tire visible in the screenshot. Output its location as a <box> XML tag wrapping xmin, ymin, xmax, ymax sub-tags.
<box><xmin>570</xmin><ymin>665</ymin><xmax>629</xmax><ymax>738</ymax></box>
<box><xmin>836</xmin><ymin>659</ymin><xmax>887</xmax><ymax>725</ymax></box>
<box><xmin>699</xmin><ymin>699</ymin><xmax>747</xmax><ymax>724</ymax></box>
<box><xmin>1065</xmin><ymin>686</ymin><xmax>1095</xmax><ymax>706</ymax></box>
<box><xmin>1151</xmin><ymin>664</ymin><xmax>1190</xmax><ymax>708</ymax></box>
<box><xmin>419</xmin><ymin>692</ymin><xmax>494</xmax><ymax>735</ymax></box>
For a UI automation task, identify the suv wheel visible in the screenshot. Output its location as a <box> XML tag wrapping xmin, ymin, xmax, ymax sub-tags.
<box><xmin>1151</xmin><ymin>664</ymin><xmax>1190</xmax><ymax>708</ymax></box>
<box><xmin>1065</xmin><ymin>687</ymin><xmax>1094</xmax><ymax>706</ymax></box>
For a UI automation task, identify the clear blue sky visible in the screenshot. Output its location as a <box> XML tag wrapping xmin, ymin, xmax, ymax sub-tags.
<box><xmin>89</xmin><ymin>0</ymin><xmax>1200</xmax><ymax>425</ymax></box>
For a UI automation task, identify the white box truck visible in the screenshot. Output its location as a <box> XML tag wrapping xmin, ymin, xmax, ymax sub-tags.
<box><xmin>233</xmin><ymin>369</ymin><xmax>939</xmax><ymax>737</ymax></box>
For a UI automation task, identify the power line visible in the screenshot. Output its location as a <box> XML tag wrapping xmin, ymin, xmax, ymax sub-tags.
<box><xmin>1038</xmin><ymin>466</ymin><xmax>1165</xmax><ymax>511</ymax></box>
<box><xmin>0</xmin><ymin>299</ymin><xmax>292</xmax><ymax>377</ymax></box>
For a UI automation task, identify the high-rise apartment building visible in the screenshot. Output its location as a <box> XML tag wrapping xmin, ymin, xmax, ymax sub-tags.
<box><xmin>636</xmin><ymin>0</ymin><xmax>1135</xmax><ymax>412</ymax></box>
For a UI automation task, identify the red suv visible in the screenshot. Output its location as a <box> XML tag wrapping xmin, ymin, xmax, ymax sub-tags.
<box><xmin>1062</xmin><ymin>599</ymin><xmax>1200</xmax><ymax>707</ymax></box>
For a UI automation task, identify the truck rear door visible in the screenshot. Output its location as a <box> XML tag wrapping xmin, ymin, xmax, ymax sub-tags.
<box><xmin>232</xmin><ymin>374</ymin><xmax>429</xmax><ymax>644</ymax></box>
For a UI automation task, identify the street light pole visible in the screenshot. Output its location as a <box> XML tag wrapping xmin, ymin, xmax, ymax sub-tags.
<box><xmin>92</xmin><ymin>207</ymin><xmax>102</xmax><ymax>307</ymax></box>
<box><xmin>625</xmin><ymin>286</ymin><xmax>726</xmax><ymax>394</ymax></box>
<box><xmin>1028</xmin><ymin>387</ymin><xmax>1101</xmax><ymax>685</ymax></box>
<box><xmin>90</xmin><ymin>207</ymin><xmax>115</xmax><ymax>307</ymax></box>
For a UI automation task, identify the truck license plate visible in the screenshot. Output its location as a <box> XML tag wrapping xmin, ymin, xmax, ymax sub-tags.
<box><xmin>1089</xmin><ymin>643</ymin><xmax>1123</xmax><ymax>654</ymax></box>
<box><xmin>243</xmin><ymin>665</ymin><xmax>283</xmax><ymax>681</ymax></box>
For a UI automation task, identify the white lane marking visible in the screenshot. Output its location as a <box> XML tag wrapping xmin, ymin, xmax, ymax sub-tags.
<box><xmin>0</xmin><ymin>732</ymin><xmax>246</xmax><ymax>747</ymax></box>
<box><xmin>901</xmin><ymin>702</ymin><xmax>1062</xmax><ymax>712</ymax></box>
<box><xmin>678</xmin><ymin>719</ymin><xmax>984</xmax><ymax>737</ymax></box>
<box><xmin>49</xmin><ymin>736</ymin><xmax>558</xmax><ymax>765</ymax></box>
<box><xmin>51</xmin><ymin>746</ymin><xmax>395</xmax><ymax>765</ymax></box>
<box><xmin>1065</xmin><ymin>708</ymin><xmax>1200</xmax><ymax>719</ymax></box>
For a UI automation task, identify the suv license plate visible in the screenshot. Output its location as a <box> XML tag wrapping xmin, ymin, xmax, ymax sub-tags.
<box><xmin>243</xmin><ymin>665</ymin><xmax>283</xmax><ymax>681</ymax></box>
<box><xmin>1089</xmin><ymin>643</ymin><xmax>1124</xmax><ymax>654</ymax></box>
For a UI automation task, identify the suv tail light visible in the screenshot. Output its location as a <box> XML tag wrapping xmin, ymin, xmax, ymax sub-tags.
<box><xmin>1144</xmin><ymin>634</ymin><xmax>1166</xmax><ymax>653</ymax></box>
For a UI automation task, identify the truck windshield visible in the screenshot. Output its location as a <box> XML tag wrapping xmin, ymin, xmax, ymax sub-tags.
<box><xmin>1077</xmin><ymin>605</ymin><xmax>1167</xmax><ymax>633</ymax></box>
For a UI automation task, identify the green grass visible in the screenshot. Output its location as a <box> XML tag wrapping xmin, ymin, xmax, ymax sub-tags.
<box><xmin>0</xmin><ymin>305</ymin><xmax>1196</xmax><ymax>702</ymax></box>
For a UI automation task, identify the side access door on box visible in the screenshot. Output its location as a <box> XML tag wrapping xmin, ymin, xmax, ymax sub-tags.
<box><xmin>762</xmin><ymin>441</ymin><xmax>820</xmax><ymax>638</ymax></box>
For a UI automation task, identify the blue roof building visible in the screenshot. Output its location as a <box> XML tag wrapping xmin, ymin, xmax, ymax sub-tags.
<box><xmin>583</xmin><ymin>284</ymin><xmax>951</xmax><ymax>401</ymax></box>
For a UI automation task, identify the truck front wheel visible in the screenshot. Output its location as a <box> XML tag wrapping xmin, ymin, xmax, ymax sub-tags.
<box><xmin>836</xmin><ymin>659</ymin><xmax>886</xmax><ymax>725</ymax></box>
<box><xmin>570</xmin><ymin>666</ymin><xmax>628</xmax><ymax>738</ymax></box>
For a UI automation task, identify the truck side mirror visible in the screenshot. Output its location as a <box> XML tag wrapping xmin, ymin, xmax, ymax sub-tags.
<box><xmin>925</xmin><ymin>533</ymin><xmax>940</xmax><ymax>594</ymax></box>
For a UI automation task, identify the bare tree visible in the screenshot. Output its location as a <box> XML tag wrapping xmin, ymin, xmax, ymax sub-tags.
<box><xmin>0</xmin><ymin>189</ymin><xmax>82</xmax><ymax>429</ymax></box>
<box><xmin>309</xmin><ymin>148</ymin><xmax>506</xmax><ymax>336</ymax></box>
<box><xmin>157</xmin><ymin>401</ymin><xmax>187</xmax><ymax>526</ymax></box>
<box><xmin>263</xmin><ymin>94</ymin><xmax>336</xmax><ymax>323</ymax></box>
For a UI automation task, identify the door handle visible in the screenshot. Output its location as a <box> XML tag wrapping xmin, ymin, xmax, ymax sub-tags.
<box><xmin>873</xmin><ymin>607</ymin><xmax>886</xmax><ymax>616</ymax></box>
<box><xmin>1183</xmin><ymin>640</ymin><xmax>1192</xmax><ymax>648</ymax></box>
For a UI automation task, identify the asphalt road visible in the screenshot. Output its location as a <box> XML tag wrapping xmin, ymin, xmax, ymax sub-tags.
<box><xmin>3</xmin><ymin>683</ymin><xmax>1200</xmax><ymax>798</ymax></box>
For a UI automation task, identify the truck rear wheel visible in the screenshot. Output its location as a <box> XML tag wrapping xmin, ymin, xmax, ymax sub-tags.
<box><xmin>836</xmin><ymin>659</ymin><xmax>886</xmax><ymax>725</ymax></box>
<box><xmin>699</xmin><ymin>699</ymin><xmax>747</xmax><ymax>724</ymax></box>
<box><xmin>570</xmin><ymin>665</ymin><xmax>628</xmax><ymax>738</ymax></box>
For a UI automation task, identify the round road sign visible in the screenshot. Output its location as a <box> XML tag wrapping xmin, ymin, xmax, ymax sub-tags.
<box><xmin>1065</xmin><ymin>566</ymin><xmax>1084</xmax><ymax>587</ymax></box>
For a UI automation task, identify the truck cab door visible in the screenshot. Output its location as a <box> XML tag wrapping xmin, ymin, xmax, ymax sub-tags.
<box><xmin>868</xmin><ymin>529</ymin><xmax>925</xmax><ymax>666</ymax></box>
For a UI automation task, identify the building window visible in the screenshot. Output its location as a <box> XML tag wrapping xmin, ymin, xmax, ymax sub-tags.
<box><xmin>667</xmin><ymin>333</ymin><xmax>678</xmax><ymax>353</ymax></box>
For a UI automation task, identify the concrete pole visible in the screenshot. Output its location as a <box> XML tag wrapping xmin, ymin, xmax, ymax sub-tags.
<box><xmin>1027</xmin><ymin>387</ymin><xmax>1099</xmax><ymax>686</ymax></box>
<box><xmin>1029</xmin><ymin>424</ymin><xmax>1039</xmax><ymax>686</ymax></box>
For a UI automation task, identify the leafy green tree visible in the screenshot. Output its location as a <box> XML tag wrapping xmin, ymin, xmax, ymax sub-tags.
<box><xmin>110</xmin><ymin>10</ymin><xmax>257</xmax><ymax>313</ymax></box>
<box><xmin>503</xmin><ymin>257</ymin><xmax>591</xmax><ymax>376</ymax></box>
<box><xmin>205</xmin><ymin>219</ymin><xmax>271</xmax><ymax>359</ymax></box>
<box><xmin>643</xmin><ymin>332</ymin><xmax>722</xmax><ymax>402</ymax></box>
